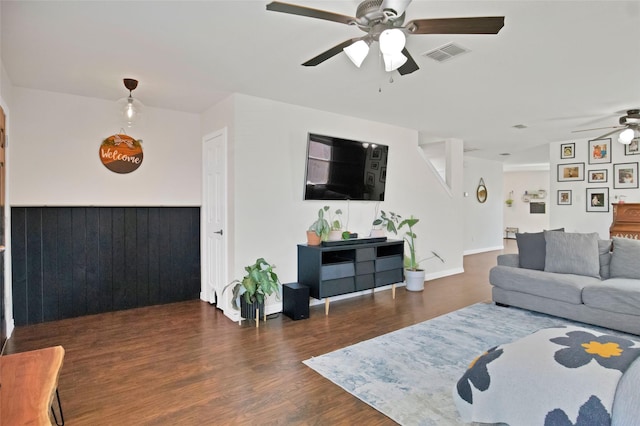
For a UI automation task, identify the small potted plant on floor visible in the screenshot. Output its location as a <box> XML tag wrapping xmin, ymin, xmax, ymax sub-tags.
<box><xmin>223</xmin><ymin>258</ymin><xmax>281</xmax><ymax>321</ymax></box>
<box><xmin>399</xmin><ymin>215</ymin><xmax>444</xmax><ymax>291</ymax></box>
<box><xmin>307</xmin><ymin>206</ymin><xmax>331</xmax><ymax>245</ymax></box>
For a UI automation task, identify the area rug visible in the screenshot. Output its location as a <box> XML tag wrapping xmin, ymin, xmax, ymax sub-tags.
<box><xmin>303</xmin><ymin>303</ymin><xmax>624</xmax><ymax>425</ymax></box>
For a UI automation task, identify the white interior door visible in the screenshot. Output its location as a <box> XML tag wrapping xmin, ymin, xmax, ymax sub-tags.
<box><xmin>201</xmin><ymin>128</ymin><xmax>228</xmax><ymax>312</ymax></box>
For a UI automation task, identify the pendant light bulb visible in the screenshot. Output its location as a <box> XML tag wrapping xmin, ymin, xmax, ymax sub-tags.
<box><xmin>119</xmin><ymin>78</ymin><xmax>142</xmax><ymax>127</ymax></box>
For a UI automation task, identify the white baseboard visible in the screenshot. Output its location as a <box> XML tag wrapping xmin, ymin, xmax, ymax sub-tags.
<box><xmin>425</xmin><ymin>267</ymin><xmax>464</xmax><ymax>281</ymax></box>
<box><xmin>463</xmin><ymin>245</ymin><xmax>504</xmax><ymax>256</ymax></box>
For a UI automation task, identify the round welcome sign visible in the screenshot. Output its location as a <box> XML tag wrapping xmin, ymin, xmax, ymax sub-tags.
<box><xmin>99</xmin><ymin>134</ymin><xmax>143</xmax><ymax>174</ymax></box>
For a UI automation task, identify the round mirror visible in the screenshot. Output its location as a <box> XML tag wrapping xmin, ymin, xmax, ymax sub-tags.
<box><xmin>477</xmin><ymin>184</ymin><xmax>487</xmax><ymax>203</ymax></box>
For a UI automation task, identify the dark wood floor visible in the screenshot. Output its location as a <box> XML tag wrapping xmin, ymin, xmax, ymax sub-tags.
<box><xmin>5</xmin><ymin>240</ymin><xmax>516</xmax><ymax>425</ymax></box>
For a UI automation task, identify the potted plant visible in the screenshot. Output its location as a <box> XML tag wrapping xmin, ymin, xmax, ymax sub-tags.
<box><xmin>307</xmin><ymin>206</ymin><xmax>330</xmax><ymax>245</ymax></box>
<box><xmin>328</xmin><ymin>208</ymin><xmax>344</xmax><ymax>241</ymax></box>
<box><xmin>223</xmin><ymin>258</ymin><xmax>281</xmax><ymax>322</ymax></box>
<box><xmin>505</xmin><ymin>191</ymin><xmax>514</xmax><ymax>207</ymax></box>
<box><xmin>371</xmin><ymin>210</ymin><xmax>401</xmax><ymax>237</ymax></box>
<box><xmin>398</xmin><ymin>215</ymin><xmax>444</xmax><ymax>291</ymax></box>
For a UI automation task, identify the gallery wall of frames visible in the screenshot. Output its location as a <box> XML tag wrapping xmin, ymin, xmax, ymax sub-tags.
<box><xmin>549</xmin><ymin>137</ymin><xmax>639</xmax><ymax>238</ymax></box>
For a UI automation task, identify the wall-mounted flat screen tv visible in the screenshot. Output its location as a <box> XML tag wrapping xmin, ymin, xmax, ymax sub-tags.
<box><xmin>303</xmin><ymin>133</ymin><xmax>388</xmax><ymax>201</ymax></box>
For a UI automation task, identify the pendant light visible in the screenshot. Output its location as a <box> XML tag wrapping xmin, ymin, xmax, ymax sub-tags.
<box><xmin>120</xmin><ymin>78</ymin><xmax>143</xmax><ymax>127</ymax></box>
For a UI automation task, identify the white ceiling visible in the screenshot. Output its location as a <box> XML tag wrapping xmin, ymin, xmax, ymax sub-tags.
<box><xmin>2</xmin><ymin>1</ymin><xmax>640</xmax><ymax>162</ymax></box>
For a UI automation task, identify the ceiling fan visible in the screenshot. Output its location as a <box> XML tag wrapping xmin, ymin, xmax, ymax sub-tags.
<box><xmin>572</xmin><ymin>109</ymin><xmax>640</xmax><ymax>144</ymax></box>
<box><xmin>266</xmin><ymin>0</ymin><xmax>505</xmax><ymax>75</ymax></box>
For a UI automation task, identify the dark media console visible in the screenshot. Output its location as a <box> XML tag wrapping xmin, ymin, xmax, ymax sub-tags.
<box><xmin>297</xmin><ymin>239</ymin><xmax>404</xmax><ymax>315</ymax></box>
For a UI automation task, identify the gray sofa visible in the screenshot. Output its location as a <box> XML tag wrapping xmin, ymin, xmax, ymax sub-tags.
<box><xmin>489</xmin><ymin>231</ymin><xmax>640</xmax><ymax>336</ymax></box>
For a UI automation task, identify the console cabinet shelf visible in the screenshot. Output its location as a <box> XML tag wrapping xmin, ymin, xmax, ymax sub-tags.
<box><xmin>297</xmin><ymin>240</ymin><xmax>404</xmax><ymax>307</ymax></box>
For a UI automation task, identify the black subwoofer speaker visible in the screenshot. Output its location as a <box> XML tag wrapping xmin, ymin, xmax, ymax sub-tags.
<box><xmin>283</xmin><ymin>282</ymin><xmax>310</xmax><ymax>320</ymax></box>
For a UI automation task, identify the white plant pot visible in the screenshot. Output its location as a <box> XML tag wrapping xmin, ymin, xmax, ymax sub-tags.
<box><xmin>328</xmin><ymin>230</ymin><xmax>343</xmax><ymax>241</ymax></box>
<box><xmin>405</xmin><ymin>269</ymin><xmax>426</xmax><ymax>292</ymax></box>
<box><xmin>369</xmin><ymin>229</ymin><xmax>386</xmax><ymax>238</ymax></box>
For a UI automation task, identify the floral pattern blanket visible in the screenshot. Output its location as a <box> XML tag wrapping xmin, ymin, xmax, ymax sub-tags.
<box><xmin>453</xmin><ymin>325</ymin><xmax>640</xmax><ymax>426</ymax></box>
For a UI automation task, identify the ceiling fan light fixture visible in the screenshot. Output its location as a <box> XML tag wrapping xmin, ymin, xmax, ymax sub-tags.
<box><xmin>343</xmin><ymin>40</ymin><xmax>370</xmax><ymax>68</ymax></box>
<box><xmin>379</xmin><ymin>28</ymin><xmax>406</xmax><ymax>55</ymax></box>
<box><xmin>383</xmin><ymin>52</ymin><xmax>408</xmax><ymax>72</ymax></box>
<box><xmin>619</xmin><ymin>128</ymin><xmax>635</xmax><ymax>145</ymax></box>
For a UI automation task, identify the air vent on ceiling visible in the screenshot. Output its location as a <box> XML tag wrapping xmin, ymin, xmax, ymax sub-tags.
<box><xmin>423</xmin><ymin>42</ymin><xmax>469</xmax><ymax>63</ymax></box>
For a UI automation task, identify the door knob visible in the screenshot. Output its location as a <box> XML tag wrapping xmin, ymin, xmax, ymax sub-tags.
<box><xmin>214</xmin><ymin>229</ymin><xmax>223</xmax><ymax>235</ymax></box>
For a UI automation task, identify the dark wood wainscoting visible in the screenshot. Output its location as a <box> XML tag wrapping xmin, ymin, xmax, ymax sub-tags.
<box><xmin>11</xmin><ymin>207</ymin><xmax>201</xmax><ymax>326</ymax></box>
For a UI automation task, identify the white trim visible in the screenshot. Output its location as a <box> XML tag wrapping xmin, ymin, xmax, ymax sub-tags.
<box><xmin>463</xmin><ymin>245</ymin><xmax>504</xmax><ymax>256</ymax></box>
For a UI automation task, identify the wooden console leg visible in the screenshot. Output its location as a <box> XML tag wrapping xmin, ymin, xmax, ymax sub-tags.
<box><xmin>392</xmin><ymin>284</ymin><xmax>396</xmax><ymax>299</ymax></box>
<box><xmin>325</xmin><ymin>298</ymin><xmax>330</xmax><ymax>316</ymax></box>
<box><xmin>256</xmin><ymin>307</ymin><xmax>259</xmax><ymax>328</ymax></box>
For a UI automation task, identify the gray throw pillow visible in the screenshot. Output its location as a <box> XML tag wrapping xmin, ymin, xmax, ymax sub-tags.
<box><xmin>610</xmin><ymin>237</ymin><xmax>640</xmax><ymax>279</ymax></box>
<box><xmin>515</xmin><ymin>232</ymin><xmax>545</xmax><ymax>270</ymax></box>
<box><xmin>515</xmin><ymin>228</ymin><xmax>565</xmax><ymax>270</ymax></box>
<box><xmin>544</xmin><ymin>231</ymin><xmax>600</xmax><ymax>278</ymax></box>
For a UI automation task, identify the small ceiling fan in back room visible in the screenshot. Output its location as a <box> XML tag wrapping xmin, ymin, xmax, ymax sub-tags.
<box><xmin>266</xmin><ymin>0</ymin><xmax>505</xmax><ymax>75</ymax></box>
<box><xmin>573</xmin><ymin>109</ymin><xmax>640</xmax><ymax>145</ymax></box>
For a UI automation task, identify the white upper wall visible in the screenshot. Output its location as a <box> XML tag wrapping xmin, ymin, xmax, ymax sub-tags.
<box><xmin>205</xmin><ymin>93</ymin><xmax>466</xmax><ymax>285</ymax></box>
<box><xmin>9</xmin><ymin>87</ymin><xmax>201</xmax><ymax>206</ymax></box>
<box><xmin>463</xmin><ymin>156</ymin><xmax>505</xmax><ymax>253</ymax></box>
<box><xmin>503</xmin><ymin>169</ymin><xmax>551</xmax><ymax>233</ymax></box>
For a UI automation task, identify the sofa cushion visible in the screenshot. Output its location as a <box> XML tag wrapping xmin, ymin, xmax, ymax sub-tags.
<box><xmin>544</xmin><ymin>231</ymin><xmax>600</xmax><ymax>278</ymax></box>
<box><xmin>599</xmin><ymin>239</ymin><xmax>612</xmax><ymax>280</ymax></box>
<box><xmin>610</xmin><ymin>237</ymin><xmax>640</xmax><ymax>280</ymax></box>
<box><xmin>515</xmin><ymin>229</ymin><xmax>564</xmax><ymax>271</ymax></box>
<box><xmin>489</xmin><ymin>265</ymin><xmax>599</xmax><ymax>305</ymax></box>
<box><xmin>515</xmin><ymin>231</ymin><xmax>546</xmax><ymax>270</ymax></box>
<box><xmin>583</xmin><ymin>278</ymin><xmax>640</xmax><ymax>316</ymax></box>
<box><xmin>497</xmin><ymin>253</ymin><xmax>519</xmax><ymax>268</ymax></box>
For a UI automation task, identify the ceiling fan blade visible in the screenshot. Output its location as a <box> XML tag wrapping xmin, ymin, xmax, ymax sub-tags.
<box><xmin>405</xmin><ymin>17</ymin><xmax>505</xmax><ymax>34</ymax></box>
<box><xmin>266</xmin><ymin>1</ymin><xmax>356</xmax><ymax>26</ymax></box>
<box><xmin>397</xmin><ymin>48</ymin><xmax>419</xmax><ymax>75</ymax></box>
<box><xmin>381</xmin><ymin>0</ymin><xmax>412</xmax><ymax>17</ymax></box>
<box><xmin>302</xmin><ymin>38</ymin><xmax>361</xmax><ymax>67</ymax></box>
<box><xmin>572</xmin><ymin>125</ymin><xmax>623</xmax><ymax>133</ymax></box>
<box><xmin>595</xmin><ymin>129</ymin><xmax>623</xmax><ymax>140</ymax></box>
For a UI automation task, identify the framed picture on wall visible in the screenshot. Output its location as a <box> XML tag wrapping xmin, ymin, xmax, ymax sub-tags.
<box><xmin>625</xmin><ymin>139</ymin><xmax>639</xmax><ymax>155</ymax></box>
<box><xmin>557</xmin><ymin>162</ymin><xmax>584</xmax><ymax>181</ymax></box>
<box><xmin>560</xmin><ymin>143</ymin><xmax>575</xmax><ymax>159</ymax></box>
<box><xmin>587</xmin><ymin>169</ymin><xmax>608</xmax><ymax>183</ymax></box>
<box><xmin>613</xmin><ymin>162</ymin><xmax>639</xmax><ymax>189</ymax></box>
<box><xmin>586</xmin><ymin>187</ymin><xmax>609</xmax><ymax>212</ymax></box>
<box><xmin>557</xmin><ymin>190</ymin><xmax>572</xmax><ymax>205</ymax></box>
<box><xmin>366</xmin><ymin>172</ymin><xmax>375</xmax><ymax>186</ymax></box>
<box><xmin>588</xmin><ymin>138</ymin><xmax>612</xmax><ymax>164</ymax></box>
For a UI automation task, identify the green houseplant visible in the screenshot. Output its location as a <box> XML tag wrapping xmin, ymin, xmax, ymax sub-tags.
<box><xmin>505</xmin><ymin>191</ymin><xmax>514</xmax><ymax>207</ymax></box>
<box><xmin>328</xmin><ymin>208</ymin><xmax>344</xmax><ymax>241</ymax></box>
<box><xmin>397</xmin><ymin>215</ymin><xmax>444</xmax><ymax>291</ymax></box>
<box><xmin>371</xmin><ymin>210</ymin><xmax>401</xmax><ymax>236</ymax></box>
<box><xmin>307</xmin><ymin>206</ymin><xmax>330</xmax><ymax>245</ymax></box>
<box><xmin>223</xmin><ymin>258</ymin><xmax>281</xmax><ymax>321</ymax></box>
